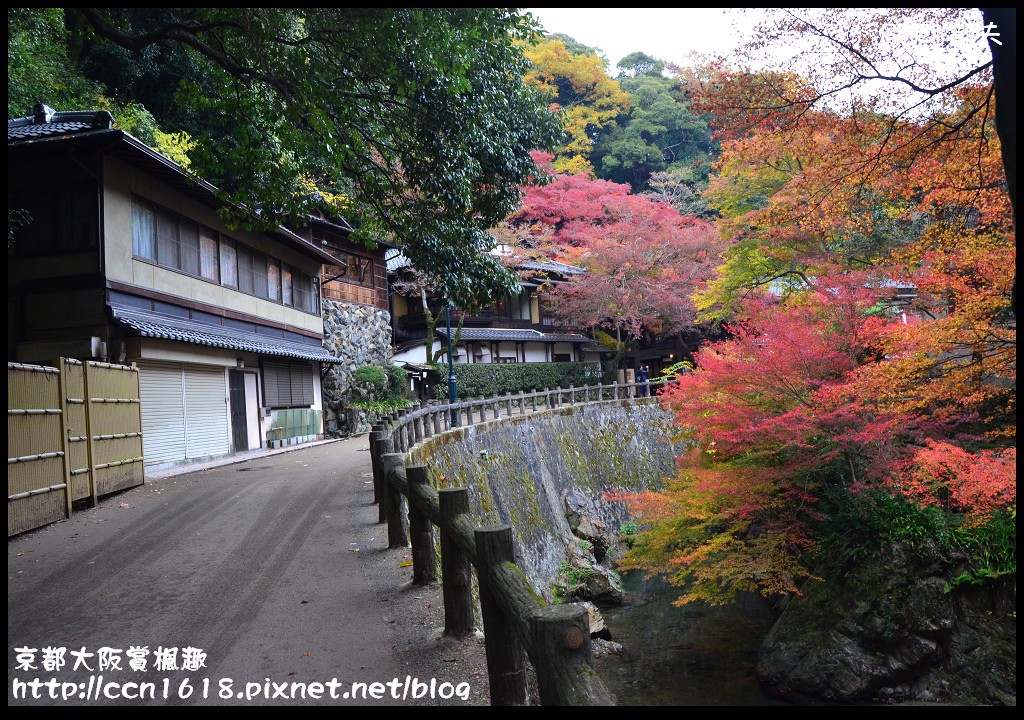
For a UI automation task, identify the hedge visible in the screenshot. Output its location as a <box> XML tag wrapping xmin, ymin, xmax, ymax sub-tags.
<box><xmin>431</xmin><ymin>361</ymin><xmax>602</xmax><ymax>400</ymax></box>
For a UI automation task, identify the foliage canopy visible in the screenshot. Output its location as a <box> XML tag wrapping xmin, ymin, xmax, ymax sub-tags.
<box><xmin>9</xmin><ymin>8</ymin><xmax>564</xmax><ymax>308</ymax></box>
<box><xmin>609</xmin><ymin>8</ymin><xmax>1016</xmax><ymax>606</ymax></box>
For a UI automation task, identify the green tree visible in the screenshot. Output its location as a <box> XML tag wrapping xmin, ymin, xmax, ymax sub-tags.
<box><xmin>17</xmin><ymin>8</ymin><xmax>562</xmax><ymax>309</ymax></box>
<box><xmin>592</xmin><ymin>73</ymin><xmax>714</xmax><ymax>192</ymax></box>
<box><xmin>522</xmin><ymin>35</ymin><xmax>631</xmax><ymax>176</ymax></box>
<box><xmin>645</xmin><ymin>169</ymin><xmax>715</xmax><ymax>219</ymax></box>
<box><xmin>7</xmin><ymin>8</ymin><xmax>102</xmax><ymax>117</ymax></box>
<box><xmin>615</xmin><ymin>51</ymin><xmax>665</xmax><ymax>79</ymax></box>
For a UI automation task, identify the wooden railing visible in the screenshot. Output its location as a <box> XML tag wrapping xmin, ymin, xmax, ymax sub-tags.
<box><xmin>367</xmin><ymin>380</ymin><xmax>662</xmax><ymax>706</ymax></box>
<box><xmin>381</xmin><ymin>379</ymin><xmax>663</xmax><ymax>454</ymax></box>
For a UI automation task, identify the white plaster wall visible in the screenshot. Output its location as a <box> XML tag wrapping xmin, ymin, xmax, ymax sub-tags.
<box><xmin>102</xmin><ymin>156</ymin><xmax>324</xmax><ymax>336</ymax></box>
<box><xmin>523</xmin><ymin>344</ymin><xmax>548</xmax><ymax>362</ymax></box>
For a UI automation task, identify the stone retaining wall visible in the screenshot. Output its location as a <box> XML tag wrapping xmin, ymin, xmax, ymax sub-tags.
<box><xmin>408</xmin><ymin>399</ymin><xmax>682</xmax><ymax>602</ymax></box>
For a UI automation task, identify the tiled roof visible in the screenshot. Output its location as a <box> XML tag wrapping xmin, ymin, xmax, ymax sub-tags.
<box><xmin>437</xmin><ymin>328</ymin><xmax>593</xmax><ymax>343</ymax></box>
<box><xmin>384</xmin><ymin>249</ymin><xmax>585</xmax><ymax>278</ymax></box>
<box><xmin>385</xmin><ymin>248</ymin><xmax>413</xmax><ymax>273</ymax></box>
<box><xmin>10</xmin><ymin>104</ymin><xmax>340</xmax><ymax>265</ymax></box>
<box><xmin>110</xmin><ymin>304</ymin><xmax>343</xmax><ymax>364</ymax></box>
<box><xmin>8</xmin><ymin>106</ymin><xmax>115</xmax><ymax>142</ymax></box>
<box><xmin>517</xmin><ymin>259</ymin><xmax>585</xmax><ymax>275</ymax></box>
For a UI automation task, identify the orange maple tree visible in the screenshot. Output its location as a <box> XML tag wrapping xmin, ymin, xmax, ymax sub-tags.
<box><xmin>607</xmin><ymin>10</ymin><xmax>1015</xmax><ymax>605</ymax></box>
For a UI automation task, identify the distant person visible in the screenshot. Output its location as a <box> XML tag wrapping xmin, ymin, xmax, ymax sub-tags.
<box><xmin>637</xmin><ymin>364</ymin><xmax>650</xmax><ymax>396</ymax></box>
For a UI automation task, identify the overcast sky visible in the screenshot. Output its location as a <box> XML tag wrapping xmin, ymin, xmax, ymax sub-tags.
<box><xmin>522</xmin><ymin>8</ymin><xmax>993</xmax><ymax>77</ymax></box>
<box><xmin>523</xmin><ymin>8</ymin><xmax>763</xmax><ymax>70</ymax></box>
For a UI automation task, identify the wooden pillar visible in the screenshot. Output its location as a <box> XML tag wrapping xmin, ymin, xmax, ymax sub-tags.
<box><xmin>82</xmin><ymin>361</ymin><xmax>98</xmax><ymax>507</ymax></box>
<box><xmin>476</xmin><ymin>525</ymin><xmax>529</xmax><ymax>706</ymax></box>
<box><xmin>439</xmin><ymin>488</ymin><xmax>474</xmax><ymax>637</ymax></box>
<box><xmin>379</xmin><ymin>452</ymin><xmax>409</xmax><ymax>548</ymax></box>
<box><xmin>372</xmin><ymin>435</ymin><xmax>393</xmax><ymax>524</ymax></box>
<box><xmin>396</xmin><ymin>407</ymin><xmax>408</xmax><ymax>452</ymax></box>
<box><xmin>368</xmin><ymin>429</ymin><xmax>385</xmax><ymax>504</ymax></box>
<box><xmin>406</xmin><ymin>465</ymin><xmax>437</xmax><ymax>585</ymax></box>
<box><xmin>528</xmin><ymin>603</ymin><xmax>611</xmax><ymax>705</ymax></box>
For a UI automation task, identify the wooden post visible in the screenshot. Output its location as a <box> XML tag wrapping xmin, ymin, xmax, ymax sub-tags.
<box><xmin>379</xmin><ymin>452</ymin><xmax>410</xmax><ymax>548</ymax></box>
<box><xmin>439</xmin><ymin>488</ymin><xmax>474</xmax><ymax>637</ymax></box>
<box><xmin>369</xmin><ymin>429</ymin><xmax>385</xmax><ymax>504</ymax></box>
<box><xmin>479</xmin><ymin>396</ymin><xmax>487</xmax><ymax>423</ymax></box>
<box><xmin>506</xmin><ymin>393</ymin><xmax>513</xmax><ymax>417</ymax></box>
<box><xmin>528</xmin><ymin>603</ymin><xmax>613</xmax><ymax>705</ymax></box>
<box><xmin>372</xmin><ymin>435</ymin><xmax>393</xmax><ymax>524</ymax></box>
<box><xmin>406</xmin><ymin>465</ymin><xmax>437</xmax><ymax>585</ymax></box>
<box><xmin>82</xmin><ymin>361</ymin><xmax>98</xmax><ymax>507</ymax></box>
<box><xmin>476</xmin><ymin>525</ymin><xmax>529</xmax><ymax>706</ymax></box>
<box><xmin>56</xmin><ymin>358</ymin><xmax>74</xmax><ymax>519</ymax></box>
<box><xmin>395</xmin><ymin>407</ymin><xmax>407</xmax><ymax>452</ymax></box>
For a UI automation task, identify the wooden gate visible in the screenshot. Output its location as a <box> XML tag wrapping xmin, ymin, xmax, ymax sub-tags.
<box><xmin>8</xmin><ymin>359</ymin><xmax>144</xmax><ymax>537</ymax></box>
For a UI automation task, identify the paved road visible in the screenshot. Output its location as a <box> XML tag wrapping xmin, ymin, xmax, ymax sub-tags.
<box><xmin>8</xmin><ymin>435</ymin><xmax>488</xmax><ymax>707</ymax></box>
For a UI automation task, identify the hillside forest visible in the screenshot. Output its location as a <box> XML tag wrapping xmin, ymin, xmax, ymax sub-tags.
<box><xmin>7</xmin><ymin>8</ymin><xmax>1015</xmax><ymax>622</ymax></box>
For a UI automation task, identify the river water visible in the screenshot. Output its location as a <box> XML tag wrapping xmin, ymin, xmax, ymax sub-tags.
<box><xmin>592</xmin><ymin>571</ymin><xmax>792</xmax><ymax>706</ymax></box>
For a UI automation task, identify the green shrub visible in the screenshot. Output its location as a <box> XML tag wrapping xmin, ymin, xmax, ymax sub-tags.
<box><xmin>353</xmin><ymin>365</ymin><xmax>387</xmax><ymax>390</ymax></box>
<box><xmin>350</xmin><ymin>398</ymin><xmax>412</xmax><ymax>415</ymax></box>
<box><xmin>431</xmin><ymin>362</ymin><xmax>602</xmax><ymax>400</ymax></box>
<box><xmin>816</xmin><ymin>488</ymin><xmax>1016</xmax><ymax>589</ymax></box>
<box><xmin>383</xmin><ymin>364</ymin><xmax>411</xmax><ymax>401</ymax></box>
<box><xmin>946</xmin><ymin>506</ymin><xmax>1016</xmax><ymax>590</ymax></box>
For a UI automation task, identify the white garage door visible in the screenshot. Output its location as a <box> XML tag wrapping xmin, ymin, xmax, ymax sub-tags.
<box><xmin>138</xmin><ymin>361</ymin><xmax>229</xmax><ymax>466</ymax></box>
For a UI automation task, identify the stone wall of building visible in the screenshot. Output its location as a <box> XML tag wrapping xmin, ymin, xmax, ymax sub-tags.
<box><xmin>321</xmin><ymin>298</ymin><xmax>392</xmax><ymax>436</ymax></box>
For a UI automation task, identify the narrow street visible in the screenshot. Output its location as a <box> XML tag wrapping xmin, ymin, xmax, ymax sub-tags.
<box><xmin>8</xmin><ymin>436</ymin><xmax>489</xmax><ymax>706</ymax></box>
